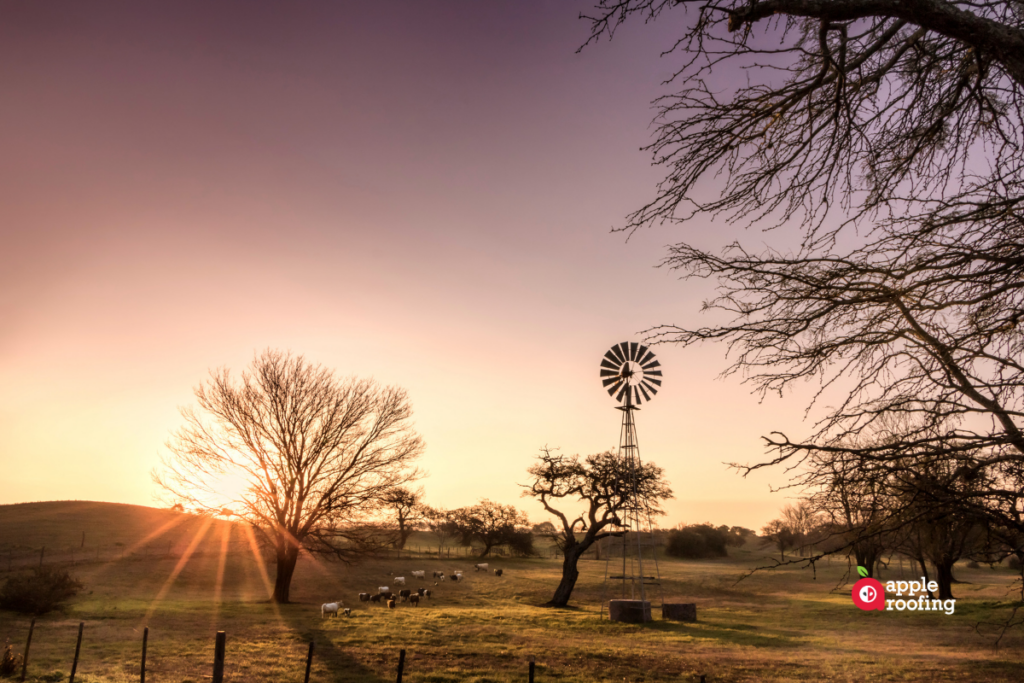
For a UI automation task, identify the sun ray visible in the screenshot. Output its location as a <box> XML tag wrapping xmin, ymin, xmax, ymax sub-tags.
<box><xmin>87</xmin><ymin>514</ymin><xmax>192</xmax><ymax>584</ymax></box>
<box><xmin>298</xmin><ymin>548</ymin><xmax>335</xmax><ymax>578</ymax></box>
<box><xmin>211</xmin><ymin>521</ymin><xmax>232</xmax><ymax>628</ymax></box>
<box><xmin>240</xmin><ymin>523</ymin><xmax>284</xmax><ymax>623</ymax></box>
<box><xmin>140</xmin><ymin>516</ymin><xmax>214</xmax><ymax>624</ymax></box>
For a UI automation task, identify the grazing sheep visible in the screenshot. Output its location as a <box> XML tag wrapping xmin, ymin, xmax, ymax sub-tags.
<box><xmin>416</xmin><ymin>587</ymin><xmax>426</xmax><ymax>596</ymax></box>
<box><xmin>433</xmin><ymin>571</ymin><xmax>445</xmax><ymax>579</ymax></box>
<box><xmin>370</xmin><ymin>594</ymin><xmax>382</xmax><ymax>603</ymax></box>
<box><xmin>380</xmin><ymin>592</ymin><xmax>393</xmax><ymax>600</ymax></box>
<box><xmin>450</xmin><ymin>574</ymin><xmax>460</xmax><ymax>583</ymax></box>
<box><xmin>393</xmin><ymin>576</ymin><xmax>406</xmax><ymax>586</ymax></box>
<box><xmin>399</xmin><ymin>589</ymin><xmax>411</xmax><ymax>601</ymax></box>
<box><xmin>343</xmin><ymin>607</ymin><xmax>351</xmax><ymax>617</ymax></box>
<box><xmin>411</xmin><ymin>570</ymin><xmax>426</xmax><ymax>579</ymax></box>
<box><xmin>494</xmin><ymin>569</ymin><xmax>503</xmax><ymax>577</ymax></box>
<box><xmin>424</xmin><ymin>589</ymin><xmax>432</xmax><ymax>599</ymax></box>
<box><xmin>321</xmin><ymin>601</ymin><xmax>343</xmax><ymax>618</ymax></box>
<box><xmin>474</xmin><ymin>563</ymin><xmax>489</xmax><ymax>572</ymax></box>
<box><xmin>379</xmin><ymin>586</ymin><xmax>390</xmax><ymax>594</ymax></box>
<box><xmin>409</xmin><ymin>594</ymin><xmax>420</xmax><ymax>606</ymax></box>
<box><xmin>387</xmin><ymin>599</ymin><xmax>396</xmax><ymax>609</ymax></box>
<box><xmin>358</xmin><ymin>592</ymin><xmax>370</xmax><ymax>602</ymax></box>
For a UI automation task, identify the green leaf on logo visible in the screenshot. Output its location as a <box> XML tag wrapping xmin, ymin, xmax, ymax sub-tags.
<box><xmin>856</xmin><ymin>566</ymin><xmax>869</xmax><ymax>578</ymax></box>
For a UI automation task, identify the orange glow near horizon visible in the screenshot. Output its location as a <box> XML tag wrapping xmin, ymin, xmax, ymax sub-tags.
<box><xmin>1</xmin><ymin>2</ymin><xmax>808</xmax><ymax>533</ymax></box>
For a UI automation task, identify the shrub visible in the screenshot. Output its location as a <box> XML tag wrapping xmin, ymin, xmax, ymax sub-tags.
<box><xmin>666</xmin><ymin>524</ymin><xmax>729</xmax><ymax>559</ymax></box>
<box><xmin>0</xmin><ymin>566</ymin><xmax>83</xmax><ymax>614</ymax></box>
<box><xmin>0</xmin><ymin>641</ymin><xmax>22</xmax><ymax>678</ymax></box>
<box><xmin>505</xmin><ymin>529</ymin><xmax>536</xmax><ymax>557</ymax></box>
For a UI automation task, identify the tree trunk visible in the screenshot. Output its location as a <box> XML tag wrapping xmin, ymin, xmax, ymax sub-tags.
<box><xmin>545</xmin><ymin>546</ymin><xmax>585</xmax><ymax>607</ymax></box>
<box><xmin>272</xmin><ymin>544</ymin><xmax>299</xmax><ymax>604</ymax></box>
<box><xmin>915</xmin><ymin>555</ymin><xmax>935</xmax><ymax>599</ymax></box>
<box><xmin>854</xmin><ymin>545</ymin><xmax>883</xmax><ymax>578</ymax></box>
<box><xmin>934</xmin><ymin>560</ymin><xmax>955</xmax><ymax>600</ymax></box>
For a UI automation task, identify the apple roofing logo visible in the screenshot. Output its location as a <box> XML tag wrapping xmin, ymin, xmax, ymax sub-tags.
<box><xmin>851</xmin><ymin>566</ymin><xmax>885</xmax><ymax>611</ymax></box>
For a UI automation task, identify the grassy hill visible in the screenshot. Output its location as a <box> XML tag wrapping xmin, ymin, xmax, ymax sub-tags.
<box><xmin>1</xmin><ymin>501</ymin><xmax>1022</xmax><ymax>682</ymax></box>
<box><xmin>0</xmin><ymin>501</ymin><xmax>228</xmax><ymax>559</ymax></box>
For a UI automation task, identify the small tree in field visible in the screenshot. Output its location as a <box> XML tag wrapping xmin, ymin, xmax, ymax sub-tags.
<box><xmin>523</xmin><ymin>448</ymin><xmax>672</xmax><ymax>607</ymax></box>
<box><xmin>380</xmin><ymin>486</ymin><xmax>425</xmax><ymax>550</ymax></box>
<box><xmin>761</xmin><ymin>519</ymin><xmax>796</xmax><ymax>562</ymax></box>
<box><xmin>158</xmin><ymin>350</ymin><xmax>423</xmax><ymax>603</ymax></box>
<box><xmin>453</xmin><ymin>500</ymin><xmax>531</xmax><ymax>557</ymax></box>
<box><xmin>423</xmin><ymin>506</ymin><xmax>459</xmax><ymax>555</ymax></box>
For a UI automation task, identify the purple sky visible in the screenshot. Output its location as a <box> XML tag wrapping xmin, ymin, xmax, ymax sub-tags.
<box><xmin>1</xmin><ymin>1</ymin><xmax>817</xmax><ymax>528</ymax></box>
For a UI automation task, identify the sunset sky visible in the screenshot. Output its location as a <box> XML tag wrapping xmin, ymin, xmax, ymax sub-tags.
<box><xmin>1</xmin><ymin>1</ymin><xmax>823</xmax><ymax>529</ymax></box>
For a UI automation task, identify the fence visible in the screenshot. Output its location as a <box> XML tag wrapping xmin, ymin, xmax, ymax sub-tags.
<box><xmin>6</xmin><ymin>622</ymin><xmax>548</xmax><ymax>683</ymax></box>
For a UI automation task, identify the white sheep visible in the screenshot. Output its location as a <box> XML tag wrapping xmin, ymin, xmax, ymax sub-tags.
<box><xmin>393</xmin><ymin>576</ymin><xmax>406</xmax><ymax>585</ymax></box>
<box><xmin>321</xmin><ymin>601</ymin><xmax>344</xmax><ymax>618</ymax></box>
<box><xmin>411</xmin><ymin>570</ymin><xmax>426</xmax><ymax>579</ymax></box>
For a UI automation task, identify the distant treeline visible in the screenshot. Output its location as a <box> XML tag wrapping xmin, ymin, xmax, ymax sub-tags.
<box><xmin>664</xmin><ymin>524</ymin><xmax>757</xmax><ymax>560</ymax></box>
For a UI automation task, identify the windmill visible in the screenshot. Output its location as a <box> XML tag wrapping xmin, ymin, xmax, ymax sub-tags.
<box><xmin>599</xmin><ymin>341</ymin><xmax>664</xmax><ymax>623</ymax></box>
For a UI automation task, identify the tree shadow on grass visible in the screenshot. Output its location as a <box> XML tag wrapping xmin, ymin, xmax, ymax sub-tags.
<box><xmin>643</xmin><ymin>619</ymin><xmax>801</xmax><ymax>648</ymax></box>
<box><xmin>283</xmin><ymin>608</ymin><xmax>389</xmax><ymax>683</ymax></box>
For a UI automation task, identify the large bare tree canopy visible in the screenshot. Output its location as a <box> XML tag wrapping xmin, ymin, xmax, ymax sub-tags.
<box><xmin>158</xmin><ymin>350</ymin><xmax>423</xmax><ymax>602</ymax></box>
<box><xmin>586</xmin><ymin>1</ymin><xmax>1024</xmax><ymax>239</ymax></box>
<box><xmin>583</xmin><ymin>1</ymin><xmax>1024</xmax><ymax>549</ymax></box>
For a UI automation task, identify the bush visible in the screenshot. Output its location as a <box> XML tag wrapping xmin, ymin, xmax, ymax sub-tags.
<box><xmin>0</xmin><ymin>566</ymin><xmax>83</xmax><ymax>615</ymax></box>
<box><xmin>0</xmin><ymin>641</ymin><xmax>22</xmax><ymax>678</ymax></box>
<box><xmin>666</xmin><ymin>524</ymin><xmax>729</xmax><ymax>559</ymax></box>
<box><xmin>505</xmin><ymin>529</ymin><xmax>536</xmax><ymax>557</ymax></box>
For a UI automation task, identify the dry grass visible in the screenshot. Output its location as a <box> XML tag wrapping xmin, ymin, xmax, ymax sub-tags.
<box><xmin>1</xmin><ymin>501</ymin><xmax>1022</xmax><ymax>682</ymax></box>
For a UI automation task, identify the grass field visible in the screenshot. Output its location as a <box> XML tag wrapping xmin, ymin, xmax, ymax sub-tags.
<box><xmin>1</xmin><ymin>501</ymin><xmax>1023</xmax><ymax>682</ymax></box>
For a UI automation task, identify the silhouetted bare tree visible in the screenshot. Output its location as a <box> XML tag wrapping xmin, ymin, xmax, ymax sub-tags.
<box><xmin>423</xmin><ymin>506</ymin><xmax>460</xmax><ymax>555</ymax></box>
<box><xmin>380</xmin><ymin>486</ymin><xmax>425</xmax><ymax>550</ymax></box>
<box><xmin>157</xmin><ymin>350</ymin><xmax>423</xmax><ymax>603</ymax></box>
<box><xmin>447</xmin><ymin>500</ymin><xmax>530</xmax><ymax>557</ymax></box>
<box><xmin>523</xmin><ymin>448</ymin><xmax>672</xmax><ymax>607</ymax></box>
<box><xmin>584</xmin><ymin>1</ymin><xmax>1024</xmax><ymax>550</ymax></box>
<box><xmin>585</xmin><ymin>1</ymin><xmax>1024</xmax><ymax>240</ymax></box>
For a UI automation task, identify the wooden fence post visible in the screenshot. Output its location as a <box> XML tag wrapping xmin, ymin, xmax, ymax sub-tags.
<box><xmin>528</xmin><ymin>655</ymin><xmax>535</xmax><ymax>683</ymax></box>
<box><xmin>395</xmin><ymin>648</ymin><xmax>406</xmax><ymax>683</ymax></box>
<box><xmin>212</xmin><ymin>631</ymin><xmax>226</xmax><ymax>683</ymax></box>
<box><xmin>303</xmin><ymin>641</ymin><xmax>314</xmax><ymax>683</ymax></box>
<box><xmin>18</xmin><ymin>618</ymin><xmax>34</xmax><ymax>682</ymax></box>
<box><xmin>69</xmin><ymin>622</ymin><xmax>84</xmax><ymax>683</ymax></box>
<box><xmin>140</xmin><ymin>627</ymin><xmax>148</xmax><ymax>683</ymax></box>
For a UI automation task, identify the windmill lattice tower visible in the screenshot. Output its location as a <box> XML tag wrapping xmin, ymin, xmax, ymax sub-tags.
<box><xmin>598</xmin><ymin>341</ymin><xmax>664</xmax><ymax>622</ymax></box>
